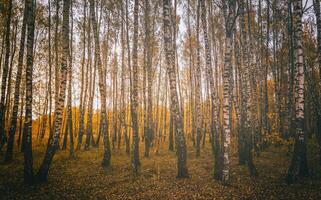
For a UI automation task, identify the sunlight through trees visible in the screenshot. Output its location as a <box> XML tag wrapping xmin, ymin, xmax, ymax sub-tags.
<box><xmin>0</xmin><ymin>0</ymin><xmax>321</xmax><ymax>199</ymax></box>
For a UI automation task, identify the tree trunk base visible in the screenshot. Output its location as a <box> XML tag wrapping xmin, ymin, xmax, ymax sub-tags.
<box><xmin>102</xmin><ymin>150</ymin><xmax>111</xmax><ymax>168</ymax></box>
<box><xmin>36</xmin><ymin>170</ymin><xmax>48</xmax><ymax>183</ymax></box>
<box><xmin>24</xmin><ymin>175</ymin><xmax>34</xmax><ymax>185</ymax></box>
<box><xmin>4</xmin><ymin>152</ymin><xmax>13</xmax><ymax>163</ymax></box>
<box><xmin>176</xmin><ymin>169</ymin><xmax>189</xmax><ymax>178</ymax></box>
<box><xmin>248</xmin><ymin>161</ymin><xmax>259</xmax><ymax>177</ymax></box>
<box><xmin>319</xmin><ymin>148</ymin><xmax>321</xmax><ymax>166</ymax></box>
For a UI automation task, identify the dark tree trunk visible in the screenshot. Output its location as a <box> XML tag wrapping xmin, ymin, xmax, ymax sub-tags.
<box><xmin>4</xmin><ymin>0</ymin><xmax>27</xmax><ymax>162</ymax></box>
<box><xmin>169</xmin><ymin>115</ymin><xmax>174</xmax><ymax>151</ymax></box>
<box><xmin>24</xmin><ymin>0</ymin><xmax>36</xmax><ymax>185</ymax></box>
<box><xmin>0</xmin><ymin>0</ymin><xmax>13</xmax><ymax>150</ymax></box>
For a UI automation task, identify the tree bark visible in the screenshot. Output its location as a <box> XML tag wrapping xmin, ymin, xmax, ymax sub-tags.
<box><xmin>238</xmin><ymin>0</ymin><xmax>258</xmax><ymax>177</ymax></box>
<box><xmin>220</xmin><ymin>0</ymin><xmax>236</xmax><ymax>184</ymax></box>
<box><xmin>4</xmin><ymin>0</ymin><xmax>28</xmax><ymax>162</ymax></box>
<box><xmin>37</xmin><ymin>0</ymin><xmax>71</xmax><ymax>182</ymax></box>
<box><xmin>286</xmin><ymin>0</ymin><xmax>309</xmax><ymax>183</ymax></box>
<box><xmin>89</xmin><ymin>0</ymin><xmax>111</xmax><ymax>167</ymax></box>
<box><xmin>85</xmin><ymin>6</ymin><xmax>94</xmax><ymax>150</ymax></box>
<box><xmin>24</xmin><ymin>0</ymin><xmax>36</xmax><ymax>184</ymax></box>
<box><xmin>77</xmin><ymin>0</ymin><xmax>87</xmax><ymax>150</ymax></box>
<box><xmin>163</xmin><ymin>0</ymin><xmax>188</xmax><ymax>178</ymax></box>
<box><xmin>314</xmin><ymin>0</ymin><xmax>321</xmax><ymax>81</ymax></box>
<box><xmin>131</xmin><ymin>0</ymin><xmax>140</xmax><ymax>175</ymax></box>
<box><xmin>0</xmin><ymin>0</ymin><xmax>13</xmax><ymax>150</ymax></box>
<box><xmin>195</xmin><ymin>0</ymin><xmax>202</xmax><ymax>158</ymax></box>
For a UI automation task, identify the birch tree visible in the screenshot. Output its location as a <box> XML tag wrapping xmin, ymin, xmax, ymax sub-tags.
<box><xmin>0</xmin><ymin>0</ymin><xmax>13</xmax><ymax>150</ymax></box>
<box><xmin>37</xmin><ymin>0</ymin><xmax>71</xmax><ymax>182</ymax></box>
<box><xmin>5</xmin><ymin>0</ymin><xmax>28</xmax><ymax>162</ymax></box>
<box><xmin>163</xmin><ymin>0</ymin><xmax>188</xmax><ymax>178</ymax></box>
<box><xmin>131</xmin><ymin>0</ymin><xmax>140</xmax><ymax>174</ymax></box>
<box><xmin>24</xmin><ymin>0</ymin><xmax>36</xmax><ymax>184</ymax></box>
<box><xmin>286</xmin><ymin>0</ymin><xmax>309</xmax><ymax>183</ymax></box>
<box><xmin>221</xmin><ymin>0</ymin><xmax>236</xmax><ymax>184</ymax></box>
<box><xmin>89</xmin><ymin>0</ymin><xmax>111</xmax><ymax>167</ymax></box>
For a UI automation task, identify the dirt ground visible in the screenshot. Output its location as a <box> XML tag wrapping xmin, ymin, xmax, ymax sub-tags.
<box><xmin>0</xmin><ymin>140</ymin><xmax>321</xmax><ymax>200</ymax></box>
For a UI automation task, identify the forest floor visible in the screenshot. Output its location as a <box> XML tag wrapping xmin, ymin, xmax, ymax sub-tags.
<box><xmin>0</xmin><ymin>140</ymin><xmax>321</xmax><ymax>200</ymax></box>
